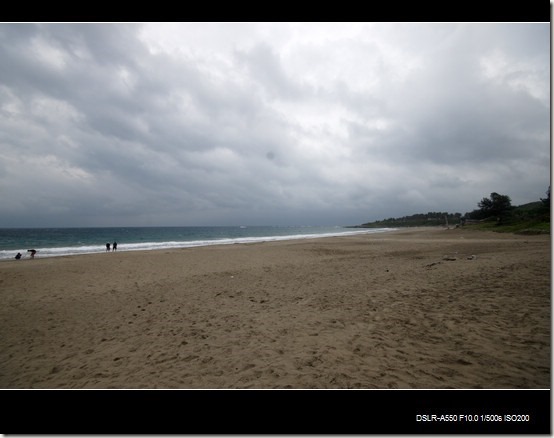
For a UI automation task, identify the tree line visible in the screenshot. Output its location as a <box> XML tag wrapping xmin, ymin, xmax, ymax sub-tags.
<box><xmin>359</xmin><ymin>187</ymin><xmax>550</xmax><ymax>230</ymax></box>
<box><xmin>464</xmin><ymin>187</ymin><xmax>550</xmax><ymax>224</ymax></box>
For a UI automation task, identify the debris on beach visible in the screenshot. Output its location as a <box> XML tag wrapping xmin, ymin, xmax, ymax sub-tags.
<box><xmin>427</xmin><ymin>254</ymin><xmax>477</xmax><ymax>267</ymax></box>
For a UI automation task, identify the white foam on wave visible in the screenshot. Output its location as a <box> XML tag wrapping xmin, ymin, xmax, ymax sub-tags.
<box><xmin>0</xmin><ymin>228</ymin><xmax>395</xmax><ymax>260</ymax></box>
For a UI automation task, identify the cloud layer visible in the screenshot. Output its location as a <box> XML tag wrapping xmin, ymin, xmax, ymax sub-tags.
<box><xmin>0</xmin><ymin>23</ymin><xmax>550</xmax><ymax>227</ymax></box>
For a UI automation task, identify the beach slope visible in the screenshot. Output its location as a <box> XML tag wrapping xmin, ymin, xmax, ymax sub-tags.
<box><xmin>0</xmin><ymin>227</ymin><xmax>549</xmax><ymax>388</ymax></box>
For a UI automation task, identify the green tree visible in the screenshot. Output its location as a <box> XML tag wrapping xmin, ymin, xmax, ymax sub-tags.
<box><xmin>541</xmin><ymin>186</ymin><xmax>550</xmax><ymax>210</ymax></box>
<box><xmin>478</xmin><ymin>192</ymin><xmax>512</xmax><ymax>220</ymax></box>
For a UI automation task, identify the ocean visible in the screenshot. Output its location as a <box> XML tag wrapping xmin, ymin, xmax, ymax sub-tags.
<box><xmin>0</xmin><ymin>226</ymin><xmax>394</xmax><ymax>261</ymax></box>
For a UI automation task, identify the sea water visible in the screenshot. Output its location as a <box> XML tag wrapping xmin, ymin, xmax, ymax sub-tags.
<box><xmin>0</xmin><ymin>226</ymin><xmax>394</xmax><ymax>260</ymax></box>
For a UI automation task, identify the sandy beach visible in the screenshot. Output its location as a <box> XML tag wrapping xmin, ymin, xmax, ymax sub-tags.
<box><xmin>0</xmin><ymin>227</ymin><xmax>550</xmax><ymax>389</ymax></box>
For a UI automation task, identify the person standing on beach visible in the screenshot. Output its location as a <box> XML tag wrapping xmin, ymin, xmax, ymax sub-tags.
<box><xmin>112</xmin><ymin>241</ymin><xmax>117</xmax><ymax>251</ymax></box>
<box><xmin>106</xmin><ymin>242</ymin><xmax>111</xmax><ymax>252</ymax></box>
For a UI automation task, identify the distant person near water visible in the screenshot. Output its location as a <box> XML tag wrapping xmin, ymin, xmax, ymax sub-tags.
<box><xmin>106</xmin><ymin>243</ymin><xmax>111</xmax><ymax>252</ymax></box>
<box><xmin>28</xmin><ymin>249</ymin><xmax>37</xmax><ymax>259</ymax></box>
<box><xmin>15</xmin><ymin>252</ymin><xmax>22</xmax><ymax>260</ymax></box>
<box><xmin>112</xmin><ymin>241</ymin><xmax>117</xmax><ymax>251</ymax></box>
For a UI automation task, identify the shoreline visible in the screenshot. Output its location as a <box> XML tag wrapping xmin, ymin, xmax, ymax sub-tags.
<box><xmin>0</xmin><ymin>226</ymin><xmax>549</xmax><ymax>389</ymax></box>
<box><xmin>0</xmin><ymin>226</ymin><xmax>397</xmax><ymax>262</ymax></box>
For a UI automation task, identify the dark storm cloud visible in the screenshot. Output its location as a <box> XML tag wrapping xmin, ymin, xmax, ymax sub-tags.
<box><xmin>0</xmin><ymin>23</ymin><xmax>549</xmax><ymax>227</ymax></box>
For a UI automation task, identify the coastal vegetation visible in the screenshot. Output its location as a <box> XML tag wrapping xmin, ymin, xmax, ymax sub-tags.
<box><xmin>358</xmin><ymin>188</ymin><xmax>550</xmax><ymax>234</ymax></box>
<box><xmin>358</xmin><ymin>212</ymin><xmax>463</xmax><ymax>228</ymax></box>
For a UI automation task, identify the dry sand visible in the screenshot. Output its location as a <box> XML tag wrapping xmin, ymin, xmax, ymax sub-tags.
<box><xmin>0</xmin><ymin>227</ymin><xmax>550</xmax><ymax>389</ymax></box>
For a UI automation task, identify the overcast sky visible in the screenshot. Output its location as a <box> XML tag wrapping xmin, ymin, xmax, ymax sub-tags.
<box><xmin>0</xmin><ymin>23</ymin><xmax>550</xmax><ymax>227</ymax></box>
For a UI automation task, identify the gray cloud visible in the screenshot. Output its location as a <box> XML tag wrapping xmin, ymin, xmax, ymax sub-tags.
<box><xmin>0</xmin><ymin>23</ymin><xmax>549</xmax><ymax>227</ymax></box>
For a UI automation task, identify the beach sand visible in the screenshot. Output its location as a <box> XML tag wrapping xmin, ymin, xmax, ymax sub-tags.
<box><xmin>0</xmin><ymin>227</ymin><xmax>550</xmax><ymax>389</ymax></box>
